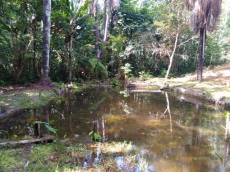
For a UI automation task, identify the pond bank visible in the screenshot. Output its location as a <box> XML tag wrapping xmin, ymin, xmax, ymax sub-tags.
<box><xmin>128</xmin><ymin>79</ymin><xmax>230</xmax><ymax>110</ymax></box>
<box><xmin>0</xmin><ymin>83</ymin><xmax>83</xmax><ymax>118</ymax></box>
<box><xmin>127</xmin><ymin>64</ymin><xmax>230</xmax><ymax>110</ymax></box>
<box><xmin>1</xmin><ymin>63</ymin><xmax>230</xmax><ymax>117</ymax></box>
<box><xmin>1</xmin><ymin>81</ymin><xmax>230</xmax><ymax>172</ymax></box>
<box><xmin>1</xmin><ymin>78</ymin><xmax>230</xmax><ymax>119</ymax></box>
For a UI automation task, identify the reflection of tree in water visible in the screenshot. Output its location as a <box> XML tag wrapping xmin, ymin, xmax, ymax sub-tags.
<box><xmin>192</xmin><ymin>104</ymin><xmax>200</xmax><ymax>146</ymax></box>
<box><xmin>164</xmin><ymin>92</ymin><xmax>172</xmax><ymax>133</ymax></box>
<box><xmin>224</xmin><ymin>112</ymin><xmax>230</xmax><ymax>168</ymax></box>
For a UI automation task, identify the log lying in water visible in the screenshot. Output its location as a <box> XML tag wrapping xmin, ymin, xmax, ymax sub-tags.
<box><xmin>174</xmin><ymin>87</ymin><xmax>205</xmax><ymax>98</ymax></box>
<box><xmin>0</xmin><ymin>107</ymin><xmax>24</xmax><ymax>119</ymax></box>
<box><xmin>0</xmin><ymin>135</ymin><xmax>55</xmax><ymax>146</ymax></box>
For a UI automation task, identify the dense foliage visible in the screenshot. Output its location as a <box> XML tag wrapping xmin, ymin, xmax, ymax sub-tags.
<box><xmin>0</xmin><ymin>0</ymin><xmax>229</xmax><ymax>86</ymax></box>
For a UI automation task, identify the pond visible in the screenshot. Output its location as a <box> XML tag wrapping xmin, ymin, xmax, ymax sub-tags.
<box><xmin>0</xmin><ymin>88</ymin><xmax>229</xmax><ymax>171</ymax></box>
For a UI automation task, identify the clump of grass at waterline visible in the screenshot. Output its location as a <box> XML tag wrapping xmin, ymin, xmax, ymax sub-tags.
<box><xmin>0</xmin><ymin>140</ymin><xmax>150</xmax><ymax>172</ymax></box>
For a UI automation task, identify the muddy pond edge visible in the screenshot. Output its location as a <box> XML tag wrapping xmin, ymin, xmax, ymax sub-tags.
<box><xmin>1</xmin><ymin>79</ymin><xmax>230</xmax><ymax>119</ymax></box>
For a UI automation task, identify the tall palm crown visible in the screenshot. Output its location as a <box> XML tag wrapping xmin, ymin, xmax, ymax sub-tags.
<box><xmin>186</xmin><ymin>0</ymin><xmax>221</xmax><ymax>33</ymax></box>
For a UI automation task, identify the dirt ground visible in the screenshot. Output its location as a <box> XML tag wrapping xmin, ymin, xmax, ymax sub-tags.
<box><xmin>0</xmin><ymin>79</ymin><xmax>55</xmax><ymax>93</ymax></box>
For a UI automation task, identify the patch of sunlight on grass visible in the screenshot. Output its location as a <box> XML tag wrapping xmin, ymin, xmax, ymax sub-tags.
<box><xmin>24</xmin><ymin>90</ymin><xmax>39</xmax><ymax>97</ymax></box>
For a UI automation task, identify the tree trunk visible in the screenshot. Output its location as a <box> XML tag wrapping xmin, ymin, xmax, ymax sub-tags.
<box><xmin>33</xmin><ymin>30</ymin><xmax>37</xmax><ymax>79</ymax></box>
<box><xmin>102</xmin><ymin>0</ymin><xmax>107</xmax><ymax>39</ymax></box>
<box><xmin>103</xmin><ymin>0</ymin><xmax>111</xmax><ymax>41</ymax></box>
<box><xmin>42</xmin><ymin>0</ymin><xmax>51</xmax><ymax>82</ymax></box>
<box><xmin>94</xmin><ymin>0</ymin><xmax>100</xmax><ymax>59</ymax></box>
<box><xmin>164</xmin><ymin>31</ymin><xmax>179</xmax><ymax>84</ymax></box>
<box><xmin>197</xmin><ymin>27</ymin><xmax>205</xmax><ymax>82</ymax></box>
<box><xmin>68</xmin><ymin>27</ymin><xmax>73</xmax><ymax>83</ymax></box>
<box><xmin>67</xmin><ymin>0</ymin><xmax>72</xmax><ymax>83</ymax></box>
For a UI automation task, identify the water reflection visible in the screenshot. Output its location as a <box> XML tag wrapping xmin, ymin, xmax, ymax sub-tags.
<box><xmin>0</xmin><ymin>88</ymin><xmax>229</xmax><ymax>171</ymax></box>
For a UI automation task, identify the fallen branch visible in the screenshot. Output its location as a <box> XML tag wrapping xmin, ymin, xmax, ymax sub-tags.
<box><xmin>0</xmin><ymin>107</ymin><xmax>24</xmax><ymax>119</ymax></box>
<box><xmin>0</xmin><ymin>135</ymin><xmax>55</xmax><ymax>146</ymax></box>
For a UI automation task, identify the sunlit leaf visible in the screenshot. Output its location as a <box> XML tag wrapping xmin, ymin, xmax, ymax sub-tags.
<box><xmin>45</xmin><ymin>124</ymin><xmax>58</xmax><ymax>135</ymax></box>
<box><xmin>89</xmin><ymin>131</ymin><xmax>94</xmax><ymax>136</ymax></box>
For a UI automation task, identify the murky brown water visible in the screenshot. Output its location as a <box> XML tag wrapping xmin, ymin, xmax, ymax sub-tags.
<box><xmin>0</xmin><ymin>88</ymin><xmax>229</xmax><ymax>171</ymax></box>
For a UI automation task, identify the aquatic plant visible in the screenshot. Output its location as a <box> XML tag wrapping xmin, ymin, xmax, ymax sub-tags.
<box><xmin>89</xmin><ymin>131</ymin><xmax>101</xmax><ymax>141</ymax></box>
<box><xmin>33</xmin><ymin>121</ymin><xmax>58</xmax><ymax>135</ymax></box>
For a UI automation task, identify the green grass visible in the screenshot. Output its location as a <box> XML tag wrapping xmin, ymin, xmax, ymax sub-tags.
<box><xmin>0</xmin><ymin>90</ymin><xmax>56</xmax><ymax>110</ymax></box>
<box><xmin>0</xmin><ymin>147</ymin><xmax>25</xmax><ymax>171</ymax></box>
<box><xmin>0</xmin><ymin>84</ymin><xmax>84</xmax><ymax>111</ymax></box>
<box><xmin>0</xmin><ymin>140</ymin><xmax>149</xmax><ymax>172</ymax></box>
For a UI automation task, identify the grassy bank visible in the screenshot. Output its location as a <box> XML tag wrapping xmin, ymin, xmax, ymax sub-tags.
<box><xmin>0</xmin><ymin>140</ymin><xmax>149</xmax><ymax>172</ymax></box>
<box><xmin>0</xmin><ymin>83</ymin><xmax>83</xmax><ymax>114</ymax></box>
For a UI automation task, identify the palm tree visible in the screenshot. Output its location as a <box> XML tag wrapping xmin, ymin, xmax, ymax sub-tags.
<box><xmin>42</xmin><ymin>0</ymin><xmax>51</xmax><ymax>85</ymax></box>
<box><xmin>186</xmin><ymin>0</ymin><xmax>221</xmax><ymax>82</ymax></box>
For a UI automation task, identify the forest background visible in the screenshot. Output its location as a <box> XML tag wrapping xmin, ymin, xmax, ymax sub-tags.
<box><xmin>0</xmin><ymin>0</ymin><xmax>230</xmax><ymax>86</ymax></box>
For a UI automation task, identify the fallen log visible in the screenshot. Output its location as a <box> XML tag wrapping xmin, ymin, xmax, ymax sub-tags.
<box><xmin>0</xmin><ymin>135</ymin><xmax>55</xmax><ymax>146</ymax></box>
<box><xmin>174</xmin><ymin>87</ymin><xmax>204</xmax><ymax>98</ymax></box>
<box><xmin>0</xmin><ymin>107</ymin><xmax>24</xmax><ymax>119</ymax></box>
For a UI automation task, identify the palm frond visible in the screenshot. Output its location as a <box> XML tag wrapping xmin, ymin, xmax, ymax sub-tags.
<box><xmin>189</xmin><ymin>0</ymin><xmax>221</xmax><ymax>34</ymax></box>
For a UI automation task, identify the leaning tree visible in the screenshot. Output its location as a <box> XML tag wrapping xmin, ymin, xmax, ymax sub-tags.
<box><xmin>186</xmin><ymin>0</ymin><xmax>221</xmax><ymax>82</ymax></box>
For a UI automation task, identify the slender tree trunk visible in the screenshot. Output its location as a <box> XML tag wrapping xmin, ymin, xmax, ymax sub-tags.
<box><xmin>103</xmin><ymin>0</ymin><xmax>111</xmax><ymax>41</ymax></box>
<box><xmin>102</xmin><ymin>0</ymin><xmax>107</xmax><ymax>39</ymax></box>
<box><xmin>164</xmin><ymin>31</ymin><xmax>179</xmax><ymax>84</ymax></box>
<box><xmin>42</xmin><ymin>0</ymin><xmax>51</xmax><ymax>83</ymax></box>
<box><xmin>33</xmin><ymin>29</ymin><xmax>37</xmax><ymax>79</ymax></box>
<box><xmin>68</xmin><ymin>27</ymin><xmax>73</xmax><ymax>83</ymax></box>
<box><xmin>94</xmin><ymin>0</ymin><xmax>100</xmax><ymax>59</ymax></box>
<box><xmin>67</xmin><ymin>0</ymin><xmax>72</xmax><ymax>83</ymax></box>
<box><xmin>197</xmin><ymin>27</ymin><xmax>205</xmax><ymax>82</ymax></box>
<box><xmin>68</xmin><ymin>51</ymin><xmax>72</xmax><ymax>83</ymax></box>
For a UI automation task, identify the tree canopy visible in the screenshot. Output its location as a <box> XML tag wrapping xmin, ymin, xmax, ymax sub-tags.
<box><xmin>0</xmin><ymin>0</ymin><xmax>228</xmax><ymax>86</ymax></box>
